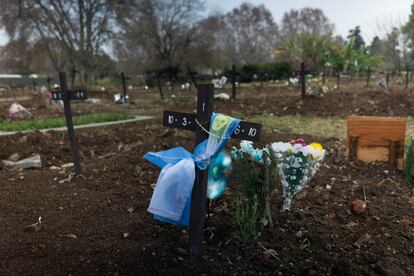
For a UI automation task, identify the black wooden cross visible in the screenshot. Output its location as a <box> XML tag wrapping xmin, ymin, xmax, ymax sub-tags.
<box><xmin>32</xmin><ymin>80</ymin><xmax>38</xmax><ymax>94</ymax></box>
<box><xmin>52</xmin><ymin>72</ymin><xmax>88</xmax><ymax>175</ymax></box>
<box><xmin>230</xmin><ymin>64</ymin><xmax>237</xmax><ymax>100</ymax></box>
<box><xmin>121</xmin><ymin>72</ymin><xmax>130</xmax><ymax>103</ymax></box>
<box><xmin>187</xmin><ymin>66</ymin><xmax>198</xmax><ymax>89</ymax></box>
<box><xmin>46</xmin><ymin>75</ymin><xmax>52</xmax><ymax>90</ymax></box>
<box><xmin>162</xmin><ymin>84</ymin><xmax>261</xmax><ymax>258</ymax></box>
<box><xmin>300</xmin><ymin>62</ymin><xmax>306</xmax><ymax>98</ymax></box>
<box><xmin>405</xmin><ymin>67</ymin><xmax>410</xmax><ymax>89</ymax></box>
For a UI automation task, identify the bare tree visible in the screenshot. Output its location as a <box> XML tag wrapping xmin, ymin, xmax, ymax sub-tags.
<box><xmin>186</xmin><ymin>14</ymin><xmax>227</xmax><ymax>70</ymax></box>
<box><xmin>0</xmin><ymin>0</ymin><xmax>115</xmax><ymax>83</ymax></box>
<box><xmin>373</xmin><ymin>16</ymin><xmax>412</xmax><ymax>71</ymax></box>
<box><xmin>217</xmin><ymin>2</ymin><xmax>278</xmax><ymax>65</ymax></box>
<box><xmin>115</xmin><ymin>0</ymin><xmax>204</xmax><ymax>75</ymax></box>
<box><xmin>281</xmin><ymin>8</ymin><xmax>334</xmax><ymax>40</ymax></box>
<box><xmin>0</xmin><ymin>37</ymin><xmax>58</xmax><ymax>74</ymax></box>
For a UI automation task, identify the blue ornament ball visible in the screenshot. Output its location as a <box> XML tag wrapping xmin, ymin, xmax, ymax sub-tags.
<box><xmin>207</xmin><ymin>150</ymin><xmax>232</xmax><ymax>200</ymax></box>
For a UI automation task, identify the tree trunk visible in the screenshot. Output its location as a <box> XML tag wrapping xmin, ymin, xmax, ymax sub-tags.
<box><xmin>366</xmin><ymin>68</ymin><xmax>371</xmax><ymax>87</ymax></box>
<box><xmin>300</xmin><ymin>62</ymin><xmax>306</xmax><ymax>98</ymax></box>
<box><xmin>157</xmin><ymin>75</ymin><xmax>164</xmax><ymax>100</ymax></box>
<box><xmin>336</xmin><ymin>69</ymin><xmax>340</xmax><ymax>89</ymax></box>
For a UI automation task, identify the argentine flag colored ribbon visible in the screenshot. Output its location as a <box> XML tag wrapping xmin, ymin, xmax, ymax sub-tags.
<box><xmin>144</xmin><ymin>113</ymin><xmax>240</xmax><ymax>226</ymax></box>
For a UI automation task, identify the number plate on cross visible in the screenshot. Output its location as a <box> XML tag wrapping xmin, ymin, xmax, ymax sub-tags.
<box><xmin>163</xmin><ymin>111</ymin><xmax>261</xmax><ymax>142</ymax></box>
<box><xmin>52</xmin><ymin>90</ymin><xmax>88</xmax><ymax>101</ymax></box>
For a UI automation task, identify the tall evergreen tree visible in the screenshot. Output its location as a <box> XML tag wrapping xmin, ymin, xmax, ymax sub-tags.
<box><xmin>347</xmin><ymin>26</ymin><xmax>365</xmax><ymax>50</ymax></box>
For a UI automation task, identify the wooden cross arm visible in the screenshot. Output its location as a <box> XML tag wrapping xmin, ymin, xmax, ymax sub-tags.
<box><xmin>163</xmin><ymin>111</ymin><xmax>262</xmax><ymax>142</ymax></box>
<box><xmin>52</xmin><ymin>90</ymin><xmax>88</xmax><ymax>101</ymax></box>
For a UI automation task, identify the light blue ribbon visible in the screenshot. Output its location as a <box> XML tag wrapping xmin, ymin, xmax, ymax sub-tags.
<box><xmin>144</xmin><ymin>113</ymin><xmax>240</xmax><ymax>226</ymax></box>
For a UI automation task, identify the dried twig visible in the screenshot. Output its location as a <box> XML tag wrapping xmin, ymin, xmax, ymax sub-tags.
<box><xmin>262</xmin><ymin>151</ymin><xmax>273</xmax><ymax>228</ymax></box>
<box><xmin>377</xmin><ymin>178</ymin><xmax>400</xmax><ymax>187</ymax></box>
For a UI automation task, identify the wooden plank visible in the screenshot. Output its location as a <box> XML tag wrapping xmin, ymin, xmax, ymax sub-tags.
<box><xmin>346</xmin><ymin>116</ymin><xmax>406</xmax><ymax>170</ymax></box>
<box><xmin>52</xmin><ymin>90</ymin><xmax>88</xmax><ymax>101</ymax></box>
<box><xmin>163</xmin><ymin>111</ymin><xmax>195</xmax><ymax>131</ymax></box>
<box><xmin>163</xmin><ymin>111</ymin><xmax>261</xmax><ymax>142</ymax></box>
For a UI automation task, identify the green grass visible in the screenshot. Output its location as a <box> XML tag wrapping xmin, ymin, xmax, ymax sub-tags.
<box><xmin>0</xmin><ymin>113</ymin><xmax>133</xmax><ymax>132</ymax></box>
<box><xmin>243</xmin><ymin>115</ymin><xmax>414</xmax><ymax>143</ymax></box>
<box><xmin>245</xmin><ymin>115</ymin><xmax>346</xmax><ymax>139</ymax></box>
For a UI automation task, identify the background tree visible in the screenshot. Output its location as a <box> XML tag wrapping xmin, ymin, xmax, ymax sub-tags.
<box><xmin>280</xmin><ymin>8</ymin><xmax>334</xmax><ymax>41</ymax></box>
<box><xmin>217</xmin><ymin>2</ymin><xmax>279</xmax><ymax>65</ymax></box>
<box><xmin>115</xmin><ymin>0</ymin><xmax>204</xmax><ymax>77</ymax></box>
<box><xmin>285</xmin><ymin>32</ymin><xmax>331</xmax><ymax>72</ymax></box>
<box><xmin>0</xmin><ymin>0</ymin><xmax>115</xmax><ymax>84</ymax></box>
<box><xmin>347</xmin><ymin>26</ymin><xmax>365</xmax><ymax>50</ymax></box>
<box><xmin>281</xmin><ymin>8</ymin><xmax>334</xmax><ymax>72</ymax></box>
<box><xmin>0</xmin><ymin>37</ymin><xmax>33</xmax><ymax>74</ymax></box>
<box><xmin>369</xmin><ymin>36</ymin><xmax>382</xmax><ymax>56</ymax></box>
<box><xmin>383</xmin><ymin>28</ymin><xmax>402</xmax><ymax>71</ymax></box>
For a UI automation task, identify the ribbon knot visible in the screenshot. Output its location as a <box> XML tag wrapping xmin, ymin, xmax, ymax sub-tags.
<box><xmin>144</xmin><ymin>113</ymin><xmax>240</xmax><ymax>226</ymax></box>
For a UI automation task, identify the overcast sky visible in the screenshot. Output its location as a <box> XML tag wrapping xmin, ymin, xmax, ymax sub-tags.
<box><xmin>208</xmin><ymin>0</ymin><xmax>413</xmax><ymax>42</ymax></box>
<box><xmin>0</xmin><ymin>0</ymin><xmax>412</xmax><ymax>46</ymax></box>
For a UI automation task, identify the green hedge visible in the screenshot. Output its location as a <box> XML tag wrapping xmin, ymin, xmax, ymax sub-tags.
<box><xmin>237</xmin><ymin>62</ymin><xmax>291</xmax><ymax>82</ymax></box>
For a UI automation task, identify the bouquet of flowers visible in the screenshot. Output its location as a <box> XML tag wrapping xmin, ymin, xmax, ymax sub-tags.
<box><xmin>271</xmin><ymin>138</ymin><xmax>326</xmax><ymax>211</ymax></box>
<box><xmin>8</xmin><ymin>101</ymin><xmax>33</xmax><ymax>119</ymax></box>
<box><xmin>306</xmin><ymin>78</ymin><xmax>329</xmax><ymax>97</ymax></box>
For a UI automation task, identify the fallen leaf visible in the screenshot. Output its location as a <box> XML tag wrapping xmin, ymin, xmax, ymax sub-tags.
<box><xmin>351</xmin><ymin>199</ymin><xmax>366</xmax><ymax>215</ymax></box>
<box><xmin>8</xmin><ymin>153</ymin><xmax>20</xmax><ymax>162</ymax></box>
<box><xmin>61</xmin><ymin>163</ymin><xmax>74</xmax><ymax>168</ymax></box>
<box><xmin>59</xmin><ymin>173</ymin><xmax>74</xmax><ymax>184</ymax></box>
<box><xmin>354</xmin><ymin>233</ymin><xmax>372</xmax><ymax>248</ymax></box>
<box><xmin>400</xmin><ymin>218</ymin><xmax>413</xmax><ymax>226</ymax></box>
<box><xmin>23</xmin><ymin>216</ymin><xmax>42</xmax><ymax>232</ymax></box>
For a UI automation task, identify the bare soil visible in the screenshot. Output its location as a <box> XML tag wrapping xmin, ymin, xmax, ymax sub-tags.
<box><xmin>0</xmin><ymin>84</ymin><xmax>414</xmax><ymax>275</ymax></box>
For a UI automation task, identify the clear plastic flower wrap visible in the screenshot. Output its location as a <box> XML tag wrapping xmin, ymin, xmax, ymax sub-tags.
<box><xmin>271</xmin><ymin>139</ymin><xmax>326</xmax><ymax>211</ymax></box>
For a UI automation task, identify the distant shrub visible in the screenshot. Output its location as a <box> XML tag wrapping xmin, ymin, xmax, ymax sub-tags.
<box><xmin>237</xmin><ymin>62</ymin><xmax>291</xmax><ymax>82</ymax></box>
<box><xmin>96</xmin><ymin>77</ymin><xmax>112</xmax><ymax>87</ymax></box>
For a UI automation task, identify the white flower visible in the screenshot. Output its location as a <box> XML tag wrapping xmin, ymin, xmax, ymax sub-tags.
<box><xmin>291</xmin><ymin>143</ymin><xmax>304</xmax><ymax>154</ymax></box>
<box><xmin>240</xmin><ymin>140</ymin><xmax>254</xmax><ymax>154</ymax></box>
<box><xmin>300</xmin><ymin>145</ymin><xmax>314</xmax><ymax>157</ymax></box>
<box><xmin>271</xmin><ymin>142</ymin><xmax>292</xmax><ymax>153</ymax></box>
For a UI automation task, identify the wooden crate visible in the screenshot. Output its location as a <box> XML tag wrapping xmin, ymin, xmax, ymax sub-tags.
<box><xmin>346</xmin><ymin>116</ymin><xmax>407</xmax><ymax>170</ymax></box>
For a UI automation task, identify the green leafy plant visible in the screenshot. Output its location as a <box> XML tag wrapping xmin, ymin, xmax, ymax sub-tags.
<box><xmin>285</xmin><ymin>32</ymin><xmax>332</xmax><ymax>72</ymax></box>
<box><xmin>231</xmin><ymin>143</ymin><xmax>279</xmax><ymax>243</ymax></box>
<box><xmin>233</xmin><ymin>195</ymin><xmax>261</xmax><ymax>244</ymax></box>
<box><xmin>232</xmin><ymin>151</ymin><xmax>278</xmax><ymax>222</ymax></box>
<box><xmin>135</xmin><ymin>165</ymin><xmax>145</xmax><ymax>178</ymax></box>
<box><xmin>299</xmin><ymin>238</ymin><xmax>311</xmax><ymax>251</ymax></box>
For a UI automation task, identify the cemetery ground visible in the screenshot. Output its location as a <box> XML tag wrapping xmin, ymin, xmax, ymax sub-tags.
<box><xmin>1</xmin><ymin>84</ymin><xmax>414</xmax><ymax>275</ymax></box>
